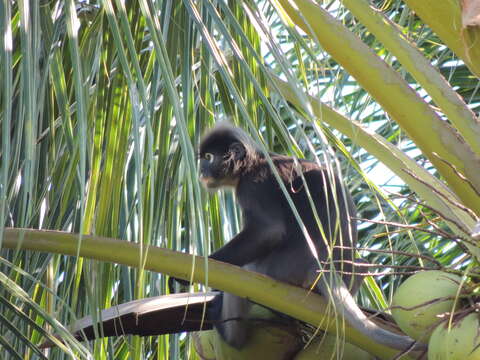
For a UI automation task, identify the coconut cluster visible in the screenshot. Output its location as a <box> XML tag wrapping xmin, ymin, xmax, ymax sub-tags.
<box><xmin>391</xmin><ymin>270</ymin><xmax>479</xmax><ymax>360</ymax></box>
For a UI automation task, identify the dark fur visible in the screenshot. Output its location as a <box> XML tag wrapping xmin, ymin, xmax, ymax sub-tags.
<box><xmin>182</xmin><ymin>123</ymin><xmax>421</xmax><ymax>351</ymax></box>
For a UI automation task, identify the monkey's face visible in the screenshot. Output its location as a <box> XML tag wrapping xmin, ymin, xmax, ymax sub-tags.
<box><xmin>198</xmin><ymin>141</ymin><xmax>246</xmax><ymax>190</ymax></box>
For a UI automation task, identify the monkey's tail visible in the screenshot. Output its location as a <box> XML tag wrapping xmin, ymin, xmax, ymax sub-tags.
<box><xmin>319</xmin><ymin>279</ymin><xmax>427</xmax><ymax>352</ymax></box>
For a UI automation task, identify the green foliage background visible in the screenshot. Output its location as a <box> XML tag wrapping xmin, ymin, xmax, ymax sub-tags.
<box><xmin>0</xmin><ymin>0</ymin><xmax>479</xmax><ymax>359</ymax></box>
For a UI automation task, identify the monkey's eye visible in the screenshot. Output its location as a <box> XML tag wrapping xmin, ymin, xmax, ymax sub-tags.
<box><xmin>204</xmin><ymin>153</ymin><xmax>215</xmax><ymax>163</ymax></box>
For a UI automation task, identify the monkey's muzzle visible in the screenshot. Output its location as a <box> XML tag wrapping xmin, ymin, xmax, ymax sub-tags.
<box><xmin>199</xmin><ymin>175</ymin><xmax>219</xmax><ymax>189</ymax></box>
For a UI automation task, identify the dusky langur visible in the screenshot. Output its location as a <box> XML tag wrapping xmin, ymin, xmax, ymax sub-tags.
<box><xmin>172</xmin><ymin>123</ymin><xmax>422</xmax><ymax>351</ymax></box>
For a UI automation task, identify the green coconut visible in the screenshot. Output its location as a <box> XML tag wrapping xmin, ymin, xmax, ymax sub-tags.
<box><xmin>428</xmin><ymin>313</ymin><xmax>480</xmax><ymax>360</ymax></box>
<box><xmin>193</xmin><ymin>330</ymin><xmax>217</xmax><ymax>360</ymax></box>
<box><xmin>294</xmin><ymin>333</ymin><xmax>374</xmax><ymax>360</ymax></box>
<box><xmin>214</xmin><ymin>323</ymin><xmax>301</xmax><ymax>360</ymax></box>
<box><xmin>391</xmin><ymin>270</ymin><xmax>461</xmax><ymax>342</ymax></box>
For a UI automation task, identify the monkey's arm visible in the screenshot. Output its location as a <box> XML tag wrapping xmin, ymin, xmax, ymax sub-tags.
<box><xmin>169</xmin><ymin>206</ymin><xmax>285</xmax><ymax>288</ymax></box>
<box><xmin>209</xmin><ymin>181</ymin><xmax>288</xmax><ymax>266</ymax></box>
<box><xmin>167</xmin><ymin>219</ymin><xmax>279</xmax><ymax>289</ymax></box>
<box><xmin>209</xmin><ymin>216</ymin><xmax>286</xmax><ymax>266</ymax></box>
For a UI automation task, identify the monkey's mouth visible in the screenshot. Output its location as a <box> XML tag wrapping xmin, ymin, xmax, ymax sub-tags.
<box><xmin>199</xmin><ymin>176</ymin><xmax>220</xmax><ymax>189</ymax></box>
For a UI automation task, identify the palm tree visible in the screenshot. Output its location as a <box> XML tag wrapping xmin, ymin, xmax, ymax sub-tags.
<box><xmin>1</xmin><ymin>0</ymin><xmax>479</xmax><ymax>359</ymax></box>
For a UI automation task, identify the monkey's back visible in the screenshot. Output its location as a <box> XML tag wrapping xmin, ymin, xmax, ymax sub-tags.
<box><xmin>237</xmin><ymin>155</ymin><xmax>357</xmax><ymax>289</ymax></box>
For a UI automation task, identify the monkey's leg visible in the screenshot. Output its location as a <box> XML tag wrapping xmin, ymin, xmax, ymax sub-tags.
<box><xmin>216</xmin><ymin>292</ymin><xmax>251</xmax><ymax>349</ymax></box>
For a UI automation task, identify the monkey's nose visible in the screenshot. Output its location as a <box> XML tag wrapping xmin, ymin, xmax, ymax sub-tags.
<box><xmin>199</xmin><ymin>168</ymin><xmax>212</xmax><ymax>181</ymax></box>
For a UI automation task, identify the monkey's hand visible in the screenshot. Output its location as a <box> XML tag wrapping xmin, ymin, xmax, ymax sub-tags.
<box><xmin>168</xmin><ymin>276</ymin><xmax>191</xmax><ymax>293</ymax></box>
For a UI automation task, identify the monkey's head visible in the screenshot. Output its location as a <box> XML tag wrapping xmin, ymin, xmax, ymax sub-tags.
<box><xmin>198</xmin><ymin>123</ymin><xmax>260</xmax><ymax>190</ymax></box>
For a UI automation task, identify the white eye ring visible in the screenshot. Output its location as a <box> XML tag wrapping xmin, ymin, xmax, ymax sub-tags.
<box><xmin>204</xmin><ymin>153</ymin><xmax>215</xmax><ymax>163</ymax></box>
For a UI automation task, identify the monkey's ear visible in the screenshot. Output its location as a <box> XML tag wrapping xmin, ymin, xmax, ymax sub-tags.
<box><xmin>229</xmin><ymin>142</ymin><xmax>246</xmax><ymax>160</ymax></box>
